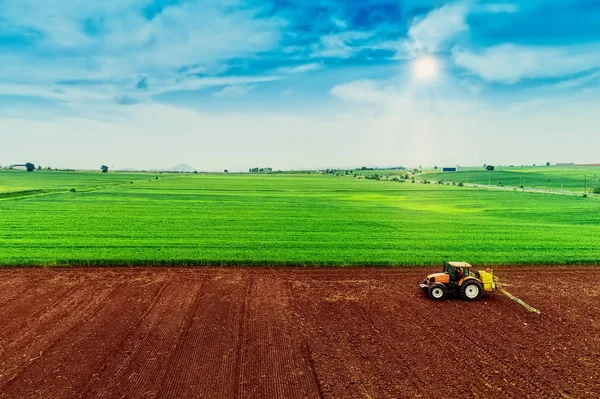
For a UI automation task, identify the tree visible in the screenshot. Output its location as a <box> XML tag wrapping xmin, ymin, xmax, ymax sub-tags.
<box><xmin>485</xmin><ymin>165</ymin><xmax>495</xmax><ymax>171</ymax></box>
<box><xmin>546</xmin><ymin>162</ymin><xmax>551</xmax><ymax>166</ymax></box>
<box><xmin>25</xmin><ymin>162</ymin><xmax>35</xmax><ymax>172</ymax></box>
<box><xmin>37</xmin><ymin>165</ymin><xmax>42</xmax><ymax>170</ymax></box>
<box><xmin>434</xmin><ymin>166</ymin><xmax>438</xmax><ymax>170</ymax></box>
<box><xmin>224</xmin><ymin>169</ymin><xmax>228</xmax><ymax>173</ymax></box>
<box><xmin>101</xmin><ymin>165</ymin><xmax>109</xmax><ymax>173</ymax></box>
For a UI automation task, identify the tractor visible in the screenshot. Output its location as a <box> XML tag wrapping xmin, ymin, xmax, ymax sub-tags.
<box><xmin>420</xmin><ymin>261</ymin><xmax>495</xmax><ymax>301</ymax></box>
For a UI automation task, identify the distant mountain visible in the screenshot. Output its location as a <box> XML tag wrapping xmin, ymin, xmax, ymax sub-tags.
<box><xmin>146</xmin><ymin>164</ymin><xmax>198</xmax><ymax>173</ymax></box>
<box><xmin>166</xmin><ymin>163</ymin><xmax>197</xmax><ymax>172</ymax></box>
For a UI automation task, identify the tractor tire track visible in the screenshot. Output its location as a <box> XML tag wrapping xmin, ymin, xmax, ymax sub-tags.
<box><xmin>160</xmin><ymin>273</ymin><xmax>246</xmax><ymax>398</ymax></box>
<box><xmin>78</xmin><ymin>278</ymin><xmax>170</xmax><ymax>398</ymax></box>
<box><xmin>83</xmin><ymin>278</ymin><xmax>203</xmax><ymax>398</ymax></box>
<box><xmin>238</xmin><ymin>276</ymin><xmax>321</xmax><ymax>399</ymax></box>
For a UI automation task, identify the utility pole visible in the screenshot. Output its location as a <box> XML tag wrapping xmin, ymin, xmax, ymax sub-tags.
<box><xmin>585</xmin><ymin>175</ymin><xmax>587</xmax><ymax>193</ymax></box>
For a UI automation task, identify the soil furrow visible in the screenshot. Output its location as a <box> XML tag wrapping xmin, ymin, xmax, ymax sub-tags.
<box><xmin>0</xmin><ymin>267</ymin><xmax>598</xmax><ymax>399</ymax></box>
<box><xmin>157</xmin><ymin>273</ymin><xmax>247</xmax><ymax>398</ymax></box>
<box><xmin>0</xmin><ymin>278</ymin><xmax>162</xmax><ymax>398</ymax></box>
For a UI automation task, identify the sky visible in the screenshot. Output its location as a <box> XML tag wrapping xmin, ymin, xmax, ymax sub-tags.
<box><xmin>1</xmin><ymin>0</ymin><xmax>599</xmax><ymax>171</ymax></box>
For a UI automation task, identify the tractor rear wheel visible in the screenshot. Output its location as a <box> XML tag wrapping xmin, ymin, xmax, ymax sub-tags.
<box><xmin>461</xmin><ymin>281</ymin><xmax>483</xmax><ymax>301</ymax></box>
<box><xmin>428</xmin><ymin>284</ymin><xmax>447</xmax><ymax>300</ymax></box>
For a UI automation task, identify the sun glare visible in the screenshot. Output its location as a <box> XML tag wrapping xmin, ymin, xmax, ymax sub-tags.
<box><xmin>413</xmin><ymin>56</ymin><xmax>439</xmax><ymax>81</ymax></box>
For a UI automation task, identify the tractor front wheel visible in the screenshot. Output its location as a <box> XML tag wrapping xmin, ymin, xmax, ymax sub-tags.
<box><xmin>461</xmin><ymin>281</ymin><xmax>483</xmax><ymax>301</ymax></box>
<box><xmin>428</xmin><ymin>284</ymin><xmax>448</xmax><ymax>300</ymax></box>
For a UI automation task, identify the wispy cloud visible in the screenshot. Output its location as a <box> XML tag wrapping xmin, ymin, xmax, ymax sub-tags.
<box><xmin>276</xmin><ymin>63</ymin><xmax>323</xmax><ymax>74</ymax></box>
<box><xmin>405</xmin><ymin>2</ymin><xmax>469</xmax><ymax>55</ymax></box>
<box><xmin>474</xmin><ymin>3</ymin><xmax>519</xmax><ymax>14</ymax></box>
<box><xmin>213</xmin><ymin>85</ymin><xmax>256</xmax><ymax>98</ymax></box>
<box><xmin>310</xmin><ymin>31</ymin><xmax>374</xmax><ymax>58</ymax></box>
<box><xmin>550</xmin><ymin>70</ymin><xmax>600</xmax><ymax>90</ymax></box>
<box><xmin>330</xmin><ymin>80</ymin><xmax>390</xmax><ymax>104</ymax></box>
<box><xmin>0</xmin><ymin>0</ymin><xmax>284</xmax><ymax>103</ymax></box>
<box><xmin>452</xmin><ymin>43</ymin><xmax>600</xmax><ymax>83</ymax></box>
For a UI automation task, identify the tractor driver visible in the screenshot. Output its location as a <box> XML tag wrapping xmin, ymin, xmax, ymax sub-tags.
<box><xmin>456</xmin><ymin>267</ymin><xmax>464</xmax><ymax>280</ymax></box>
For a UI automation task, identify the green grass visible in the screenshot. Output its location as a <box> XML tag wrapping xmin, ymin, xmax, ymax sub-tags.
<box><xmin>1</xmin><ymin>170</ymin><xmax>599</xmax><ymax>266</ymax></box>
<box><xmin>0</xmin><ymin>170</ymin><xmax>159</xmax><ymax>195</ymax></box>
<box><xmin>420</xmin><ymin>166</ymin><xmax>600</xmax><ymax>192</ymax></box>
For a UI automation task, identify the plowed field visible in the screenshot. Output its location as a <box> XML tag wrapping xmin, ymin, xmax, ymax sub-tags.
<box><xmin>1</xmin><ymin>267</ymin><xmax>599</xmax><ymax>398</ymax></box>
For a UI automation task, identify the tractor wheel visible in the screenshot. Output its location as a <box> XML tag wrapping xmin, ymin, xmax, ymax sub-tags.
<box><xmin>428</xmin><ymin>284</ymin><xmax>447</xmax><ymax>300</ymax></box>
<box><xmin>461</xmin><ymin>281</ymin><xmax>483</xmax><ymax>301</ymax></box>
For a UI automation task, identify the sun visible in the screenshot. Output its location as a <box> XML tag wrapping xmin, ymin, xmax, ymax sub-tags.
<box><xmin>413</xmin><ymin>56</ymin><xmax>439</xmax><ymax>81</ymax></box>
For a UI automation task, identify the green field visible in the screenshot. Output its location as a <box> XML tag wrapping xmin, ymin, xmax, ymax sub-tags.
<box><xmin>420</xmin><ymin>166</ymin><xmax>600</xmax><ymax>192</ymax></box>
<box><xmin>1</xmin><ymin>170</ymin><xmax>600</xmax><ymax>266</ymax></box>
<box><xmin>0</xmin><ymin>170</ymin><xmax>157</xmax><ymax>199</ymax></box>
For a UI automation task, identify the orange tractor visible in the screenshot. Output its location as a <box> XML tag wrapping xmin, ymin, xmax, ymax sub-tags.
<box><xmin>420</xmin><ymin>261</ymin><xmax>495</xmax><ymax>301</ymax></box>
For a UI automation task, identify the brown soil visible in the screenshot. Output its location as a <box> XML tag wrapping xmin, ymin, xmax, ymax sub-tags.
<box><xmin>0</xmin><ymin>267</ymin><xmax>599</xmax><ymax>398</ymax></box>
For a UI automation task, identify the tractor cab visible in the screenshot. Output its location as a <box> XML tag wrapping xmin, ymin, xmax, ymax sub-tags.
<box><xmin>444</xmin><ymin>261</ymin><xmax>471</xmax><ymax>283</ymax></box>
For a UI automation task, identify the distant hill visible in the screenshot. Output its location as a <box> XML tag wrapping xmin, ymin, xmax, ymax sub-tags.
<box><xmin>145</xmin><ymin>164</ymin><xmax>198</xmax><ymax>173</ymax></box>
<box><xmin>166</xmin><ymin>163</ymin><xmax>197</xmax><ymax>172</ymax></box>
<box><xmin>115</xmin><ymin>164</ymin><xmax>198</xmax><ymax>173</ymax></box>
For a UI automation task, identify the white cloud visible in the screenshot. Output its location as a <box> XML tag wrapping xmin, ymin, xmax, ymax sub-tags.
<box><xmin>153</xmin><ymin>75</ymin><xmax>280</xmax><ymax>94</ymax></box>
<box><xmin>332</xmin><ymin>18</ymin><xmax>348</xmax><ymax>29</ymax></box>
<box><xmin>405</xmin><ymin>2</ymin><xmax>469</xmax><ymax>54</ymax></box>
<box><xmin>311</xmin><ymin>35</ymin><xmax>354</xmax><ymax>58</ymax></box>
<box><xmin>213</xmin><ymin>85</ymin><xmax>255</xmax><ymax>98</ymax></box>
<box><xmin>330</xmin><ymin>80</ymin><xmax>391</xmax><ymax>104</ymax></box>
<box><xmin>401</xmin><ymin>2</ymin><xmax>519</xmax><ymax>58</ymax></box>
<box><xmin>550</xmin><ymin>71</ymin><xmax>600</xmax><ymax>90</ymax></box>
<box><xmin>276</xmin><ymin>63</ymin><xmax>323</xmax><ymax>74</ymax></box>
<box><xmin>0</xmin><ymin>83</ymin><xmax>120</xmax><ymax>103</ymax></box>
<box><xmin>0</xmin><ymin>0</ymin><xmax>284</xmax><ymax>98</ymax></box>
<box><xmin>310</xmin><ymin>31</ymin><xmax>373</xmax><ymax>58</ymax></box>
<box><xmin>328</xmin><ymin>77</ymin><xmax>600</xmax><ymax>166</ymax></box>
<box><xmin>475</xmin><ymin>3</ymin><xmax>519</xmax><ymax>13</ymax></box>
<box><xmin>2</xmin><ymin>86</ymin><xmax>599</xmax><ymax>171</ymax></box>
<box><xmin>0</xmin><ymin>75</ymin><xmax>282</xmax><ymax>104</ymax></box>
<box><xmin>452</xmin><ymin>43</ymin><xmax>600</xmax><ymax>83</ymax></box>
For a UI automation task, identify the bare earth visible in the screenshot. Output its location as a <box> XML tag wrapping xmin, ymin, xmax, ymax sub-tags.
<box><xmin>0</xmin><ymin>267</ymin><xmax>599</xmax><ymax>398</ymax></box>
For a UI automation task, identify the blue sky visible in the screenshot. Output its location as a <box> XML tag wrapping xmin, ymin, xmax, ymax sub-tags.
<box><xmin>1</xmin><ymin>0</ymin><xmax>599</xmax><ymax>170</ymax></box>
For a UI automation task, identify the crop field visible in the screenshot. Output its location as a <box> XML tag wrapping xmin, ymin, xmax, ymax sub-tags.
<box><xmin>0</xmin><ymin>170</ymin><xmax>153</xmax><ymax>198</ymax></box>
<box><xmin>0</xmin><ymin>267</ymin><xmax>598</xmax><ymax>398</ymax></box>
<box><xmin>420</xmin><ymin>166</ymin><xmax>600</xmax><ymax>192</ymax></box>
<box><xmin>1</xmin><ymin>170</ymin><xmax>600</xmax><ymax>266</ymax></box>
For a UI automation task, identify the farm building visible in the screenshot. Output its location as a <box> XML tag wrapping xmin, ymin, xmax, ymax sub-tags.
<box><xmin>9</xmin><ymin>164</ymin><xmax>27</xmax><ymax>170</ymax></box>
<box><xmin>442</xmin><ymin>167</ymin><xmax>457</xmax><ymax>172</ymax></box>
